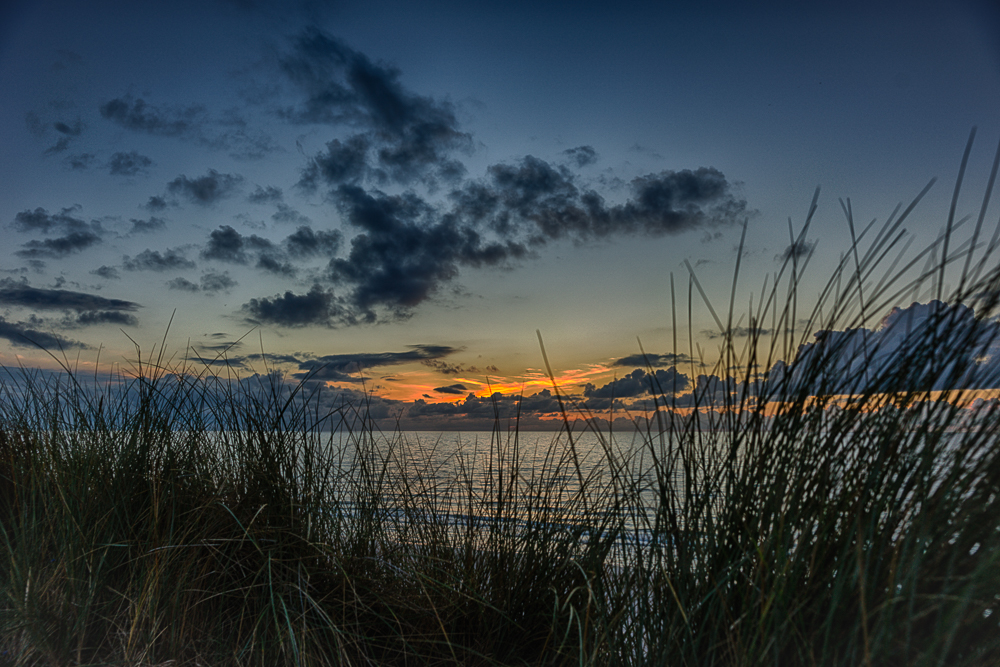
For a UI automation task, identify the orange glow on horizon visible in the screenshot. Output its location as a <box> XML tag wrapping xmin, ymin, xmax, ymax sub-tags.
<box><xmin>359</xmin><ymin>362</ymin><xmax>620</xmax><ymax>403</ymax></box>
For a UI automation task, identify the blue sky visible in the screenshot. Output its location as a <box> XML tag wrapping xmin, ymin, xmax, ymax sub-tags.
<box><xmin>2</xmin><ymin>0</ymin><xmax>999</xmax><ymax>428</ymax></box>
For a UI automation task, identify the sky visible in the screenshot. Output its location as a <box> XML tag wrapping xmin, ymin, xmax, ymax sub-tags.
<box><xmin>2</xmin><ymin>0</ymin><xmax>1000</xmax><ymax>429</ymax></box>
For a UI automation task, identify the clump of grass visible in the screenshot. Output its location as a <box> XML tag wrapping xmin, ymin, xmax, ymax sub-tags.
<box><xmin>1</xmin><ymin>132</ymin><xmax>1000</xmax><ymax>665</ymax></box>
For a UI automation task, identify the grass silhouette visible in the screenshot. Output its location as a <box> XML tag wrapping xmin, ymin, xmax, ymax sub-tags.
<box><xmin>2</xmin><ymin>132</ymin><xmax>1000</xmax><ymax>665</ymax></box>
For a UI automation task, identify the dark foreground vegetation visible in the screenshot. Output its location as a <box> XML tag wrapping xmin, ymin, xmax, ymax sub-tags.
<box><xmin>3</xmin><ymin>136</ymin><xmax>1000</xmax><ymax>665</ymax></box>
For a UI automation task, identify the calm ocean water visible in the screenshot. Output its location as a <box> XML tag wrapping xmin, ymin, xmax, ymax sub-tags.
<box><xmin>313</xmin><ymin>429</ymin><xmax>689</xmax><ymax>551</ymax></box>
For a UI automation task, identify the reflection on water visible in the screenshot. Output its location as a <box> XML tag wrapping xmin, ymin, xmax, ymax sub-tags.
<box><xmin>312</xmin><ymin>429</ymin><xmax>694</xmax><ymax>559</ymax></box>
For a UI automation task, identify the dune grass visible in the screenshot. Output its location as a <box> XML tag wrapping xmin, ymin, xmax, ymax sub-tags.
<box><xmin>2</xmin><ymin>135</ymin><xmax>1000</xmax><ymax>665</ymax></box>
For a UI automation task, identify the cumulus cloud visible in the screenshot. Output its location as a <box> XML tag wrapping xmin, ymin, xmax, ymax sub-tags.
<box><xmin>129</xmin><ymin>217</ymin><xmax>166</xmax><ymax>234</ymax></box>
<box><xmin>167</xmin><ymin>277</ymin><xmax>200</xmax><ymax>292</ymax></box>
<box><xmin>122</xmin><ymin>248</ymin><xmax>196</xmax><ymax>271</ymax></box>
<box><xmin>12</xmin><ymin>206</ymin><xmax>93</xmax><ymax>235</ymax></box>
<box><xmin>303</xmin><ymin>159</ymin><xmax>744</xmax><ymax>321</ymax></box>
<box><xmin>11</xmin><ymin>207</ymin><xmax>104</xmax><ymax>259</ymax></box>
<box><xmin>201</xmin><ymin>225</ymin><xmax>274</xmax><ymax>263</ymax></box>
<box><xmin>108</xmin><ymin>150</ymin><xmax>153</xmax><ymax>176</ymax></box>
<box><xmin>200</xmin><ymin>271</ymin><xmax>237</xmax><ymax>293</ymax></box>
<box><xmin>771</xmin><ymin>300</ymin><xmax>1000</xmax><ymax>395</ymax></box>
<box><xmin>283</xmin><ymin>226</ymin><xmax>341</xmax><ymax>258</ymax></box>
<box><xmin>166</xmin><ymin>271</ymin><xmax>237</xmax><ymax>294</ymax></box>
<box><xmin>280</xmin><ymin>29</ymin><xmax>471</xmax><ymax>187</ymax></box>
<box><xmin>405</xmin><ymin>388</ymin><xmax>568</xmax><ymax>424</ymax></box>
<box><xmin>457</xmin><ymin>158</ymin><xmax>748</xmax><ymax>241</ymax></box>
<box><xmin>144</xmin><ymin>196</ymin><xmax>169</xmax><ymax>211</ymax></box>
<box><xmin>298</xmin><ymin>135</ymin><xmax>372</xmax><ymax>190</ymax></box>
<box><xmin>90</xmin><ymin>265</ymin><xmax>120</xmax><ymax>280</ymax></box>
<box><xmin>214</xmin><ymin>31</ymin><xmax>752</xmax><ymax>327</ymax></box>
<box><xmin>584</xmin><ymin>367</ymin><xmax>690</xmax><ymax>399</ymax></box>
<box><xmin>166</xmin><ymin>169</ymin><xmax>244</xmax><ymax>205</ymax></box>
<box><xmin>200</xmin><ymin>225</ymin><xmax>340</xmax><ymax>277</ymax></box>
<box><xmin>328</xmin><ymin>185</ymin><xmax>528</xmax><ymax>314</ymax></box>
<box><xmin>243</xmin><ymin>285</ymin><xmax>343</xmax><ymax>327</ymax></box>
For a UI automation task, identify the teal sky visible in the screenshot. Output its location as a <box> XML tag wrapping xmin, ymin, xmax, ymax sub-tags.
<box><xmin>2</xmin><ymin>0</ymin><xmax>999</xmax><ymax>428</ymax></box>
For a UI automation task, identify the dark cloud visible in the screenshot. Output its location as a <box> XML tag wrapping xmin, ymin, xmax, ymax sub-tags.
<box><xmin>100</xmin><ymin>96</ymin><xmax>204</xmax><ymax>137</ymax></box>
<box><xmin>255</xmin><ymin>254</ymin><xmax>296</xmax><ymax>276</ymax></box>
<box><xmin>313</xmin><ymin>158</ymin><xmax>745</xmax><ymax>322</ymax></box>
<box><xmin>200</xmin><ymin>225</ymin><xmax>340</xmax><ymax>279</ymax></box>
<box><xmin>248</xmin><ymin>185</ymin><xmax>283</xmax><ymax>204</ymax></box>
<box><xmin>13</xmin><ymin>207</ymin><xmax>81</xmax><ymax>233</ymax></box>
<box><xmin>613</xmin><ymin>352</ymin><xmax>692</xmax><ymax>368</ymax></box>
<box><xmin>563</xmin><ymin>145</ymin><xmax>598</xmax><ymax>168</ymax></box>
<box><xmin>167</xmin><ymin>271</ymin><xmax>236</xmax><ymax>294</ymax></box>
<box><xmin>298</xmin><ymin>135</ymin><xmax>371</xmax><ymax>190</ymax></box>
<box><xmin>75</xmin><ymin>310</ymin><xmax>138</xmax><ymax>326</ymax></box>
<box><xmin>201</xmin><ymin>225</ymin><xmax>273</xmax><ymax>263</ymax></box>
<box><xmin>166</xmin><ymin>169</ymin><xmax>243</xmax><ymax>205</ymax></box>
<box><xmin>584</xmin><ymin>367</ymin><xmax>689</xmax><ymax>399</ymax></box>
<box><xmin>778</xmin><ymin>239</ymin><xmax>817</xmax><ymax>262</ymax></box>
<box><xmin>16</xmin><ymin>231</ymin><xmax>102</xmax><ymax>258</ymax></box>
<box><xmin>144</xmin><ymin>196</ymin><xmax>169</xmax><ymax>211</ymax></box>
<box><xmin>167</xmin><ymin>277</ymin><xmax>200</xmax><ymax>292</ymax></box>
<box><xmin>283</xmin><ymin>226</ymin><xmax>341</xmax><ymax>258</ymax></box>
<box><xmin>108</xmin><ymin>151</ymin><xmax>153</xmax><ymax>176</ymax></box>
<box><xmin>267</xmin><ymin>34</ymin><xmax>748</xmax><ymax>325</ymax></box>
<box><xmin>294</xmin><ymin>344</ymin><xmax>458</xmax><ymax>380</ymax></box>
<box><xmin>0</xmin><ymin>278</ymin><xmax>139</xmax><ymax>313</ymax></box>
<box><xmin>90</xmin><ymin>265</ymin><xmax>120</xmax><ymax>280</ymax></box>
<box><xmin>203</xmin><ymin>225</ymin><xmax>247</xmax><ymax>262</ymax></box>
<box><xmin>0</xmin><ymin>316</ymin><xmax>84</xmax><ymax>349</ymax></box>
<box><xmin>242</xmin><ymin>285</ymin><xmax>342</xmax><ymax>327</ymax></box>
<box><xmin>129</xmin><ymin>217</ymin><xmax>166</xmax><ymax>234</ymax></box>
<box><xmin>122</xmin><ymin>248</ymin><xmax>196</xmax><ymax>271</ymax></box>
<box><xmin>464</xmin><ymin>158</ymin><xmax>748</xmax><ymax>242</ymax></box>
<box><xmin>280</xmin><ymin>29</ymin><xmax>471</xmax><ymax>186</ymax></box>
<box><xmin>330</xmin><ymin>185</ymin><xmax>528</xmax><ymax>314</ymax></box>
<box><xmin>434</xmin><ymin>384</ymin><xmax>468</xmax><ymax>395</ymax></box>
<box><xmin>200</xmin><ymin>271</ymin><xmax>237</xmax><ymax>293</ymax></box>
